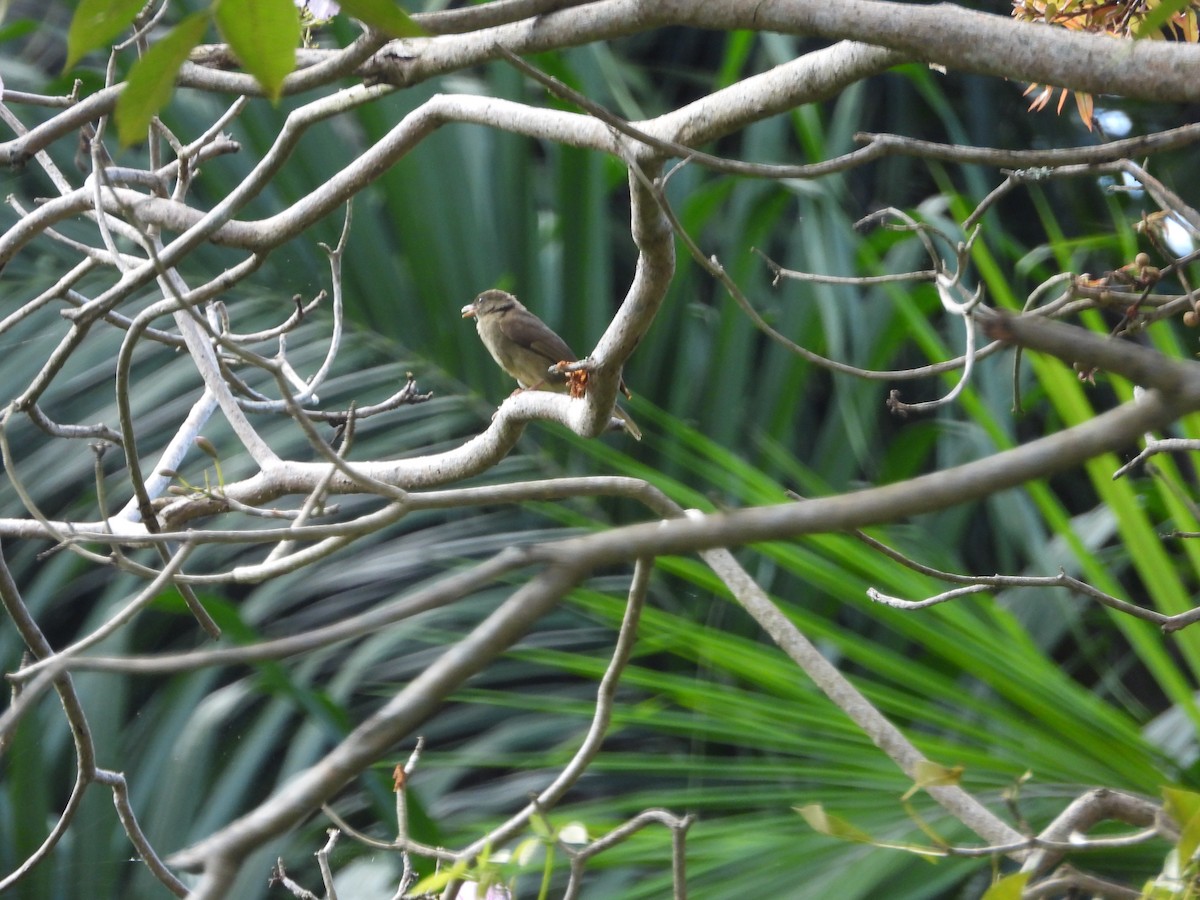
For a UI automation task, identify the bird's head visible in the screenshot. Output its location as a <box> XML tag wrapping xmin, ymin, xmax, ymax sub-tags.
<box><xmin>461</xmin><ymin>289</ymin><xmax>522</xmax><ymax>320</ymax></box>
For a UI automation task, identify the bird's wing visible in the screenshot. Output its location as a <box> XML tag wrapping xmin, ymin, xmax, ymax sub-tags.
<box><xmin>503</xmin><ymin>312</ymin><xmax>577</xmax><ymax>364</ymax></box>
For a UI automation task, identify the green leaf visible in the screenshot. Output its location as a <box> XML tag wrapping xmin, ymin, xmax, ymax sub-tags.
<box><xmin>796</xmin><ymin>803</ymin><xmax>874</xmax><ymax>844</ymax></box>
<box><xmin>335</xmin><ymin>0</ymin><xmax>424</xmax><ymax>37</ymax></box>
<box><xmin>981</xmin><ymin>872</ymin><xmax>1030</xmax><ymax>900</ymax></box>
<box><xmin>0</xmin><ymin>19</ymin><xmax>39</xmax><ymax>44</ymax></box>
<box><xmin>1134</xmin><ymin>0</ymin><xmax>1194</xmax><ymax>36</ymax></box>
<box><xmin>409</xmin><ymin>859</ymin><xmax>470</xmax><ymax>895</ymax></box>
<box><xmin>797</xmin><ymin>803</ymin><xmax>945</xmax><ymax>863</ymax></box>
<box><xmin>1142</xmin><ymin>881</ymin><xmax>1182</xmax><ymax>900</ymax></box>
<box><xmin>529</xmin><ymin>814</ymin><xmax>553</xmax><ymax>840</ymax></box>
<box><xmin>115</xmin><ymin>12</ymin><xmax>210</xmax><ymax>146</ymax></box>
<box><xmin>1164</xmin><ymin>786</ymin><xmax>1200</xmax><ymax>865</ymax></box>
<box><xmin>214</xmin><ymin>0</ymin><xmax>300</xmax><ymax>101</ymax></box>
<box><xmin>900</xmin><ymin>760</ymin><xmax>965</xmax><ymax>801</ymax></box>
<box><xmin>64</xmin><ymin>0</ymin><xmax>146</xmax><ymax>70</ymax></box>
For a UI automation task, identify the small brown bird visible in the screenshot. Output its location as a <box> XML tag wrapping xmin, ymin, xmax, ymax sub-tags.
<box><xmin>462</xmin><ymin>289</ymin><xmax>642</xmax><ymax>440</ymax></box>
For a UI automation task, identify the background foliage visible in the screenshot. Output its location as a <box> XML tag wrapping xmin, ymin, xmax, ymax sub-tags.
<box><xmin>1</xmin><ymin>1</ymin><xmax>1198</xmax><ymax>897</ymax></box>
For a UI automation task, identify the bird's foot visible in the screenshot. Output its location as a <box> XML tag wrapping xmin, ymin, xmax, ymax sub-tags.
<box><xmin>565</xmin><ymin>369</ymin><xmax>588</xmax><ymax>399</ymax></box>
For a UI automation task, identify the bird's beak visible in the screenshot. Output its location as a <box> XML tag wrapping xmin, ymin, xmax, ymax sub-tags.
<box><xmin>461</xmin><ymin>304</ymin><xmax>477</xmax><ymax>319</ymax></box>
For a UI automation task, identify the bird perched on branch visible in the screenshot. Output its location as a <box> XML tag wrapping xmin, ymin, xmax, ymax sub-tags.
<box><xmin>461</xmin><ymin>289</ymin><xmax>642</xmax><ymax>440</ymax></box>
